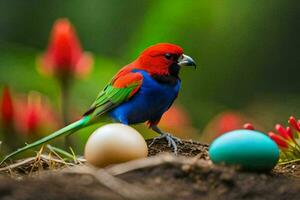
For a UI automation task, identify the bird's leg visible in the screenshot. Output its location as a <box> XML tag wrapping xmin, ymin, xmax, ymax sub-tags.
<box><xmin>149</xmin><ymin>125</ymin><xmax>182</xmax><ymax>155</ymax></box>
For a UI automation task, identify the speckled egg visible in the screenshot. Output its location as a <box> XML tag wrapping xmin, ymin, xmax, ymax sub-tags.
<box><xmin>209</xmin><ymin>130</ymin><xmax>279</xmax><ymax>170</ymax></box>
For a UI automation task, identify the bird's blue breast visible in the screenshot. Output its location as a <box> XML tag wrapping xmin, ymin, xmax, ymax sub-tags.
<box><xmin>109</xmin><ymin>70</ymin><xmax>180</xmax><ymax>125</ymax></box>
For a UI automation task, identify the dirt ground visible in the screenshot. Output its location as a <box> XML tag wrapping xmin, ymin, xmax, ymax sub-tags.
<box><xmin>0</xmin><ymin>139</ymin><xmax>299</xmax><ymax>200</ymax></box>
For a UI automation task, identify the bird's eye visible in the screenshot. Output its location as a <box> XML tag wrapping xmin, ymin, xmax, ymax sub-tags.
<box><xmin>165</xmin><ymin>53</ymin><xmax>172</xmax><ymax>60</ymax></box>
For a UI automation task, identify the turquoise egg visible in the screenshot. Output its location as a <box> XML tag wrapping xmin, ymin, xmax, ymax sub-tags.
<box><xmin>209</xmin><ymin>130</ymin><xmax>279</xmax><ymax>170</ymax></box>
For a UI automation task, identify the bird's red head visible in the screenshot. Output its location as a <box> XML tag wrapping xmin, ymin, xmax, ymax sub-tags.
<box><xmin>134</xmin><ymin>43</ymin><xmax>196</xmax><ymax>76</ymax></box>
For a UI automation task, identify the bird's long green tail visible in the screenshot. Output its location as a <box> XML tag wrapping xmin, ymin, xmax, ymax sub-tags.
<box><xmin>1</xmin><ymin>116</ymin><xmax>91</xmax><ymax>165</ymax></box>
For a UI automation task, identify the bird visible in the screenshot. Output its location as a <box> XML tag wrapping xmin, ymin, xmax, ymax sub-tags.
<box><xmin>1</xmin><ymin>43</ymin><xmax>196</xmax><ymax>163</ymax></box>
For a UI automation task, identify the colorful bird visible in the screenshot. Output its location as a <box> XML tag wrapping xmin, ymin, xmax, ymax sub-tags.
<box><xmin>1</xmin><ymin>43</ymin><xmax>196</xmax><ymax>163</ymax></box>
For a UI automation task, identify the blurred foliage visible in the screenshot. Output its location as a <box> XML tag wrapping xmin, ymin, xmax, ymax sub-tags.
<box><xmin>0</xmin><ymin>0</ymin><xmax>300</xmax><ymax>152</ymax></box>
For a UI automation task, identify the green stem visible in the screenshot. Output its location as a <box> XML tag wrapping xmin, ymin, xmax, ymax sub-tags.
<box><xmin>60</xmin><ymin>78</ymin><xmax>71</xmax><ymax>125</ymax></box>
<box><xmin>46</xmin><ymin>144</ymin><xmax>74</xmax><ymax>160</ymax></box>
<box><xmin>278</xmin><ymin>158</ymin><xmax>300</xmax><ymax>165</ymax></box>
<box><xmin>58</xmin><ymin>77</ymin><xmax>74</xmax><ymax>149</ymax></box>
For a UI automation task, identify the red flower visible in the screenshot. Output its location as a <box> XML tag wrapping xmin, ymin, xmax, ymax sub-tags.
<box><xmin>286</xmin><ymin>127</ymin><xmax>294</xmax><ymax>140</ymax></box>
<box><xmin>275</xmin><ymin>124</ymin><xmax>293</xmax><ymax>141</ymax></box>
<box><xmin>38</xmin><ymin>18</ymin><xmax>93</xmax><ymax>78</ymax></box>
<box><xmin>160</xmin><ymin>105</ymin><xmax>191</xmax><ymax>127</ymax></box>
<box><xmin>1</xmin><ymin>86</ymin><xmax>14</xmax><ymax>124</ymax></box>
<box><xmin>267</xmin><ymin>117</ymin><xmax>300</xmax><ymax>162</ymax></box>
<box><xmin>268</xmin><ymin>132</ymin><xmax>288</xmax><ymax>149</ymax></box>
<box><xmin>288</xmin><ymin>116</ymin><xmax>300</xmax><ymax>132</ymax></box>
<box><xmin>204</xmin><ymin>112</ymin><xmax>245</xmax><ymax>138</ymax></box>
<box><xmin>243</xmin><ymin>123</ymin><xmax>254</xmax><ymax>130</ymax></box>
<box><xmin>159</xmin><ymin>105</ymin><xmax>197</xmax><ymax>139</ymax></box>
<box><xmin>14</xmin><ymin>92</ymin><xmax>59</xmax><ymax>136</ymax></box>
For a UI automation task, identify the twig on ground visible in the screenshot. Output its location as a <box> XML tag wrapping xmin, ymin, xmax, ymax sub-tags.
<box><xmin>0</xmin><ymin>157</ymin><xmax>36</xmax><ymax>172</ymax></box>
<box><xmin>0</xmin><ymin>154</ymin><xmax>80</xmax><ymax>173</ymax></box>
<box><xmin>66</xmin><ymin>165</ymin><xmax>161</xmax><ymax>200</ymax></box>
<box><xmin>106</xmin><ymin>153</ymin><xmax>212</xmax><ymax>176</ymax></box>
<box><xmin>29</xmin><ymin>146</ymin><xmax>45</xmax><ymax>176</ymax></box>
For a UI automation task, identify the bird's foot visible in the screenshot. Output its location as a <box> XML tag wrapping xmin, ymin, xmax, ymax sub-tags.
<box><xmin>149</xmin><ymin>133</ymin><xmax>182</xmax><ymax>155</ymax></box>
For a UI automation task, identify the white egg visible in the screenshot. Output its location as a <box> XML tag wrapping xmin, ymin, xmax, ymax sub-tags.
<box><xmin>84</xmin><ymin>123</ymin><xmax>148</xmax><ymax>167</ymax></box>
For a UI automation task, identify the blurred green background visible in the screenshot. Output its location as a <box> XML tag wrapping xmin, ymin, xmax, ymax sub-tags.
<box><xmin>0</xmin><ymin>0</ymin><xmax>299</xmax><ymax>148</ymax></box>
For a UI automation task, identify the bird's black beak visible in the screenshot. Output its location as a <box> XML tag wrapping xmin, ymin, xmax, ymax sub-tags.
<box><xmin>178</xmin><ymin>54</ymin><xmax>196</xmax><ymax>69</ymax></box>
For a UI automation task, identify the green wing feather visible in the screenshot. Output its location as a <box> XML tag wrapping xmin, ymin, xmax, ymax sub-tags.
<box><xmin>84</xmin><ymin>81</ymin><xmax>141</xmax><ymax>118</ymax></box>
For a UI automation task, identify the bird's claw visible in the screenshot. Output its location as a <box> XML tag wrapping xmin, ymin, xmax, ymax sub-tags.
<box><xmin>149</xmin><ymin>133</ymin><xmax>181</xmax><ymax>155</ymax></box>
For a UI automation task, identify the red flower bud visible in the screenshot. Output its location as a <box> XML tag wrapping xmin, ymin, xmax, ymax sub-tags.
<box><xmin>38</xmin><ymin>18</ymin><xmax>93</xmax><ymax>79</ymax></box>
<box><xmin>275</xmin><ymin>124</ymin><xmax>291</xmax><ymax>140</ymax></box>
<box><xmin>1</xmin><ymin>86</ymin><xmax>14</xmax><ymax>124</ymax></box>
<box><xmin>14</xmin><ymin>92</ymin><xmax>59</xmax><ymax>135</ymax></box>
<box><xmin>286</xmin><ymin>126</ymin><xmax>294</xmax><ymax>140</ymax></box>
<box><xmin>243</xmin><ymin>123</ymin><xmax>254</xmax><ymax>130</ymax></box>
<box><xmin>268</xmin><ymin>132</ymin><xmax>288</xmax><ymax>149</ymax></box>
<box><xmin>26</xmin><ymin>105</ymin><xmax>40</xmax><ymax>133</ymax></box>
<box><xmin>297</xmin><ymin>120</ymin><xmax>300</xmax><ymax>130</ymax></box>
<box><xmin>288</xmin><ymin>116</ymin><xmax>300</xmax><ymax>132</ymax></box>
